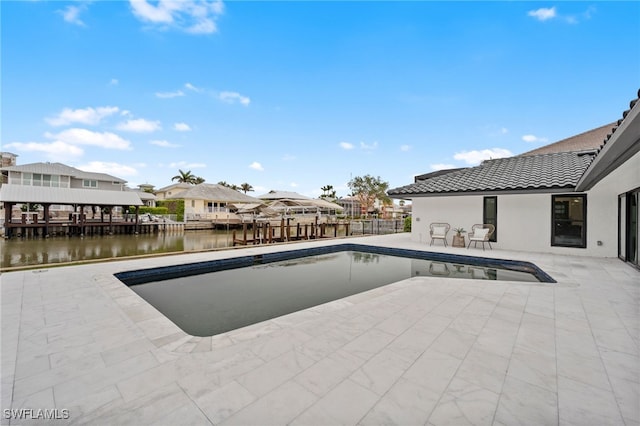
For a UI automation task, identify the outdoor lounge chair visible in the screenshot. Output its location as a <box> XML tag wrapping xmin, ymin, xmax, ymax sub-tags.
<box><xmin>429</xmin><ymin>222</ymin><xmax>450</xmax><ymax>246</ymax></box>
<box><xmin>467</xmin><ymin>224</ymin><xmax>495</xmax><ymax>250</ymax></box>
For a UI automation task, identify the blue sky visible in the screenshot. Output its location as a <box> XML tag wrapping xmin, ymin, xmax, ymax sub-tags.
<box><xmin>2</xmin><ymin>1</ymin><xmax>639</xmax><ymax>198</ymax></box>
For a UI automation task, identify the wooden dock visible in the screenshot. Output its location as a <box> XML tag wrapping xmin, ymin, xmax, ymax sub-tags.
<box><xmin>3</xmin><ymin>215</ymin><xmax>184</xmax><ymax>239</ymax></box>
<box><xmin>232</xmin><ymin>219</ymin><xmax>350</xmax><ymax>246</ymax></box>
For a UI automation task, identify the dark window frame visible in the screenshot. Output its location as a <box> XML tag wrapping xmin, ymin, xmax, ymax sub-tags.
<box><xmin>551</xmin><ymin>194</ymin><xmax>587</xmax><ymax>248</ymax></box>
<box><xmin>483</xmin><ymin>196</ymin><xmax>497</xmax><ymax>242</ymax></box>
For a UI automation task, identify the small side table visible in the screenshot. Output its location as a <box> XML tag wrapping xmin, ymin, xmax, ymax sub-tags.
<box><xmin>452</xmin><ymin>234</ymin><xmax>466</xmax><ymax>248</ymax></box>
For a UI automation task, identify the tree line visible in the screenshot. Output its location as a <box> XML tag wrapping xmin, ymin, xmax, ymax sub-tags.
<box><xmin>170</xmin><ymin>170</ymin><xmax>395</xmax><ymax>213</ymax></box>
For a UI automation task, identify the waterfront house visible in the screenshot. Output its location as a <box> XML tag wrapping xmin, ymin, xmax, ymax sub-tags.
<box><xmin>389</xmin><ymin>91</ymin><xmax>639</xmax><ymax>267</ymax></box>
<box><xmin>163</xmin><ymin>183</ymin><xmax>261</xmax><ymax>222</ymax></box>
<box><xmin>154</xmin><ymin>182</ymin><xmax>193</xmax><ymax>200</ymax></box>
<box><xmin>0</xmin><ymin>156</ymin><xmax>144</xmax><ymax>237</ymax></box>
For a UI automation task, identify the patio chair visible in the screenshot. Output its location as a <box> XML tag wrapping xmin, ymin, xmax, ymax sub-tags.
<box><xmin>429</xmin><ymin>222</ymin><xmax>450</xmax><ymax>246</ymax></box>
<box><xmin>467</xmin><ymin>224</ymin><xmax>495</xmax><ymax>250</ymax></box>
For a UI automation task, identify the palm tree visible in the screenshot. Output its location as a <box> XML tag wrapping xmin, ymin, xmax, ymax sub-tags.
<box><xmin>171</xmin><ymin>169</ymin><xmax>196</xmax><ymax>184</ymax></box>
<box><xmin>193</xmin><ymin>176</ymin><xmax>205</xmax><ymax>184</ymax></box>
<box><xmin>320</xmin><ymin>185</ymin><xmax>336</xmax><ymax>200</ymax></box>
<box><xmin>218</xmin><ymin>181</ymin><xmax>230</xmax><ymax>187</ymax></box>
<box><xmin>240</xmin><ymin>183</ymin><xmax>254</xmax><ymax>194</ymax></box>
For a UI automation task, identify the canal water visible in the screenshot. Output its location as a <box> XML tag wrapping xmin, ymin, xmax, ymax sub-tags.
<box><xmin>0</xmin><ymin>230</ymin><xmax>237</xmax><ymax>269</ymax></box>
<box><xmin>1</xmin><ymin>220</ymin><xmax>405</xmax><ymax>269</ymax></box>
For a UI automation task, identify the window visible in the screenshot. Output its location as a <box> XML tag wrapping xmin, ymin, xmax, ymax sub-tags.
<box><xmin>483</xmin><ymin>196</ymin><xmax>497</xmax><ymax>242</ymax></box>
<box><xmin>552</xmin><ymin>194</ymin><xmax>586</xmax><ymax>248</ymax></box>
<box><xmin>43</xmin><ymin>174</ymin><xmax>51</xmax><ymax>187</ymax></box>
<box><xmin>191</xmin><ymin>200</ymin><xmax>195</xmax><ymax>207</ymax></box>
<box><xmin>83</xmin><ymin>179</ymin><xmax>98</xmax><ymax>188</ymax></box>
<box><xmin>51</xmin><ymin>175</ymin><xmax>59</xmax><ymax>187</ymax></box>
<box><xmin>32</xmin><ymin>174</ymin><xmax>42</xmax><ymax>186</ymax></box>
<box><xmin>22</xmin><ymin>173</ymin><xmax>32</xmax><ymax>185</ymax></box>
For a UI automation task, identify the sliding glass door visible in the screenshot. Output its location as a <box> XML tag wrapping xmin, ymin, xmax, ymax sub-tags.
<box><xmin>619</xmin><ymin>188</ymin><xmax>639</xmax><ymax>267</ymax></box>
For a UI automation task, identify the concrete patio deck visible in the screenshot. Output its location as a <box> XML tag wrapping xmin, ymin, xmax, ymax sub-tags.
<box><xmin>1</xmin><ymin>233</ymin><xmax>638</xmax><ymax>425</ymax></box>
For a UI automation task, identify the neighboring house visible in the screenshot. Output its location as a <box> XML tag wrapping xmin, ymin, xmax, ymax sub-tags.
<box><xmin>0</xmin><ymin>158</ymin><xmax>143</xmax><ymax>235</ymax></box>
<box><xmin>133</xmin><ymin>184</ymin><xmax>157</xmax><ymax>207</ymax></box>
<box><xmin>336</xmin><ymin>196</ymin><xmax>362</xmax><ymax>218</ymax></box>
<box><xmin>164</xmin><ymin>183</ymin><xmax>261</xmax><ymax>221</ymax></box>
<box><xmin>154</xmin><ymin>182</ymin><xmax>193</xmax><ymax>200</ymax></box>
<box><xmin>389</xmin><ymin>91</ymin><xmax>639</xmax><ymax>267</ymax></box>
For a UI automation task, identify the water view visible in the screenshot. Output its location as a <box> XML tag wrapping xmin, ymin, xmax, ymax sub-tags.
<box><xmin>0</xmin><ymin>230</ymin><xmax>237</xmax><ymax>269</ymax></box>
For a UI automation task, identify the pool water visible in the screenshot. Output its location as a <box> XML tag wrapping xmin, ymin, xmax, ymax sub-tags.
<box><xmin>118</xmin><ymin>246</ymin><xmax>547</xmax><ymax>337</ymax></box>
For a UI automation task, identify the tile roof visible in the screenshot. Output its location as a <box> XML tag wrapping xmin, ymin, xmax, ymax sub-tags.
<box><xmin>576</xmin><ymin>89</ymin><xmax>640</xmax><ymax>190</ymax></box>
<box><xmin>0</xmin><ymin>162</ymin><xmax>127</xmax><ymax>183</ymax></box>
<box><xmin>388</xmin><ymin>151</ymin><xmax>595</xmax><ymax>196</ymax></box>
<box><xmin>155</xmin><ymin>182</ymin><xmax>193</xmax><ymax>193</ymax></box>
<box><xmin>165</xmin><ymin>183</ymin><xmax>261</xmax><ymax>203</ymax></box>
<box><xmin>519</xmin><ymin>123</ymin><xmax>614</xmax><ymax>156</ymax></box>
<box><xmin>257</xmin><ymin>190</ymin><xmax>312</xmax><ymax>200</ymax></box>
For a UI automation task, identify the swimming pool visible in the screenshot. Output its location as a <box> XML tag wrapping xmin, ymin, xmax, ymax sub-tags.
<box><xmin>116</xmin><ymin>244</ymin><xmax>554</xmax><ymax>336</ymax></box>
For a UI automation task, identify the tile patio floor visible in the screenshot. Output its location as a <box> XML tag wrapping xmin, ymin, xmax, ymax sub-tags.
<box><xmin>1</xmin><ymin>233</ymin><xmax>639</xmax><ymax>425</ymax></box>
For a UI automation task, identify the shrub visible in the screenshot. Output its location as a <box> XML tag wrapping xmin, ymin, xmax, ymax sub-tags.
<box><xmin>156</xmin><ymin>200</ymin><xmax>185</xmax><ymax>222</ymax></box>
<box><xmin>404</xmin><ymin>216</ymin><xmax>412</xmax><ymax>232</ymax></box>
<box><xmin>137</xmin><ymin>206</ymin><xmax>169</xmax><ymax>216</ymax></box>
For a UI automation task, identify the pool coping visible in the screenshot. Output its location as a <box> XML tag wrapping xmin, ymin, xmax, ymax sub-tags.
<box><xmin>115</xmin><ymin>242</ymin><xmax>556</xmax><ymax>285</ymax></box>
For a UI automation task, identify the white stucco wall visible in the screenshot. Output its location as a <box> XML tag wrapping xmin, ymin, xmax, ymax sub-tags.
<box><xmin>585</xmin><ymin>149</ymin><xmax>640</xmax><ymax>257</ymax></box>
<box><xmin>410</xmin><ymin>150</ymin><xmax>640</xmax><ymax>258</ymax></box>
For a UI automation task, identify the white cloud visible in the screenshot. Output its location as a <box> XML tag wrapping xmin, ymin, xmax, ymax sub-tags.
<box><xmin>500</xmin><ymin>127</ymin><xmax>508</xmax><ymax>134</ymax></box>
<box><xmin>185</xmin><ymin>82</ymin><xmax>203</xmax><ymax>92</ymax></box>
<box><xmin>45</xmin><ymin>128</ymin><xmax>132</xmax><ymax>150</ymax></box>
<box><xmin>430</xmin><ymin>163</ymin><xmax>457</xmax><ymax>171</ymax></box>
<box><xmin>77</xmin><ymin>161</ymin><xmax>139</xmax><ymax>177</ymax></box>
<box><xmin>116</xmin><ymin>118</ymin><xmax>161</xmax><ymax>133</ymax></box>
<box><xmin>360</xmin><ymin>141</ymin><xmax>378</xmax><ymax>150</ymax></box>
<box><xmin>400</xmin><ymin>144</ymin><xmax>411</xmax><ymax>152</ymax></box>
<box><xmin>59</xmin><ymin>4</ymin><xmax>87</xmax><ymax>26</ymax></box>
<box><xmin>282</xmin><ymin>154</ymin><xmax>296</xmax><ymax>161</ymax></box>
<box><xmin>150</xmin><ymin>140</ymin><xmax>181</xmax><ymax>148</ymax></box>
<box><xmin>528</xmin><ymin>7</ymin><xmax>557</xmax><ymax>21</ymax></box>
<box><xmin>522</xmin><ymin>134</ymin><xmax>549</xmax><ymax>144</ymax></box>
<box><xmin>289</xmin><ymin>182</ymin><xmax>299</xmax><ymax>188</ymax></box>
<box><xmin>46</xmin><ymin>106</ymin><xmax>119</xmax><ymax>126</ymax></box>
<box><xmin>129</xmin><ymin>0</ymin><xmax>224</xmax><ymax>34</ymax></box>
<box><xmin>339</xmin><ymin>142</ymin><xmax>355</xmax><ymax>150</ymax></box>
<box><xmin>167</xmin><ymin>161</ymin><xmax>206</xmax><ymax>169</ymax></box>
<box><xmin>453</xmin><ymin>148</ymin><xmax>513</xmax><ymax>165</ymax></box>
<box><xmin>249</xmin><ymin>161</ymin><xmax>264</xmax><ymax>171</ymax></box>
<box><xmin>109</xmin><ymin>78</ymin><xmax>119</xmax><ymax>86</ymax></box>
<box><xmin>173</xmin><ymin>122</ymin><xmax>191</xmax><ymax>131</ymax></box>
<box><xmin>219</xmin><ymin>91</ymin><xmax>250</xmax><ymax>106</ymax></box>
<box><xmin>156</xmin><ymin>90</ymin><xmax>185</xmax><ymax>99</ymax></box>
<box><xmin>3</xmin><ymin>141</ymin><xmax>84</xmax><ymax>160</ymax></box>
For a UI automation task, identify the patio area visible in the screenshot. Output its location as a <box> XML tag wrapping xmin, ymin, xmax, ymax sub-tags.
<box><xmin>1</xmin><ymin>233</ymin><xmax>638</xmax><ymax>425</ymax></box>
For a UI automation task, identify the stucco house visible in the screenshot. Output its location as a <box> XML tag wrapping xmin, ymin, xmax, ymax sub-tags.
<box><xmin>163</xmin><ymin>183</ymin><xmax>261</xmax><ymax>221</ymax></box>
<box><xmin>0</xmin><ymin>156</ymin><xmax>144</xmax><ymax>236</ymax></box>
<box><xmin>389</xmin><ymin>91</ymin><xmax>639</xmax><ymax>268</ymax></box>
<box><xmin>154</xmin><ymin>182</ymin><xmax>193</xmax><ymax>201</ymax></box>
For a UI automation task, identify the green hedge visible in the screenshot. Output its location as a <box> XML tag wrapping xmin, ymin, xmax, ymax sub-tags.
<box><xmin>136</xmin><ymin>206</ymin><xmax>169</xmax><ymax>215</ymax></box>
<box><xmin>404</xmin><ymin>216</ymin><xmax>412</xmax><ymax>232</ymax></box>
<box><xmin>156</xmin><ymin>200</ymin><xmax>185</xmax><ymax>222</ymax></box>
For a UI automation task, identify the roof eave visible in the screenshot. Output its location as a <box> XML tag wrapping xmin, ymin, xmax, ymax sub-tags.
<box><xmin>389</xmin><ymin>186</ymin><xmax>580</xmax><ymax>198</ymax></box>
<box><xmin>576</xmin><ymin>104</ymin><xmax>640</xmax><ymax>191</ymax></box>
